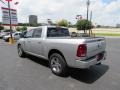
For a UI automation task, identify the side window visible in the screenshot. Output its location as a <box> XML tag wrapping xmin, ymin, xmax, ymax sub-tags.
<box><xmin>33</xmin><ymin>28</ymin><xmax>42</xmax><ymax>38</ymax></box>
<box><xmin>26</xmin><ymin>30</ymin><xmax>33</xmax><ymax>38</ymax></box>
<box><xmin>47</xmin><ymin>28</ymin><xmax>58</xmax><ymax>37</ymax></box>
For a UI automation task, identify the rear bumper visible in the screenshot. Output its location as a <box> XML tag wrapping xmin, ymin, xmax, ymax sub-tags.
<box><xmin>74</xmin><ymin>52</ymin><xmax>107</xmax><ymax>69</ymax></box>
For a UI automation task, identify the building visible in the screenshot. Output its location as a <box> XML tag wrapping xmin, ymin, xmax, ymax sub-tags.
<box><xmin>29</xmin><ymin>15</ymin><xmax>38</xmax><ymax>26</ymax></box>
<box><xmin>116</xmin><ymin>24</ymin><xmax>120</xmax><ymax>28</ymax></box>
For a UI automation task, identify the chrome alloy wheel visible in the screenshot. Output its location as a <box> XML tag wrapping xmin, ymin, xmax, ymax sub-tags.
<box><xmin>50</xmin><ymin>56</ymin><xmax>62</xmax><ymax>73</ymax></box>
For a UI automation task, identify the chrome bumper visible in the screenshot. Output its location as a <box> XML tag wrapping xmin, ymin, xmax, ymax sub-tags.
<box><xmin>75</xmin><ymin>52</ymin><xmax>107</xmax><ymax>69</ymax></box>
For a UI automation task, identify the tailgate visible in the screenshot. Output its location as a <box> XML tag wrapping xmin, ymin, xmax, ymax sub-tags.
<box><xmin>85</xmin><ymin>37</ymin><xmax>106</xmax><ymax>58</ymax></box>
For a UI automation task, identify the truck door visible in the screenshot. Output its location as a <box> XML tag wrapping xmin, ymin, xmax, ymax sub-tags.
<box><xmin>24</xmin><ymin>30</ymin><xmax>34</xmax><ymax>52</ymax></box>
<box><xmin>29</xmin><ymin>28</ymin><xmax>43</xmax><ymax>56</ymax></box>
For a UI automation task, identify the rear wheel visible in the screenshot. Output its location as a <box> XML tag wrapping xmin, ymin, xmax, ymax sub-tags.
<box><xmin>49</xmin><ymin>53</ymin><xmax>68</xmax><ymax>76</ymax></box>
<box><xmin>18</xmin><ymin>45</ymin><xmax>26</xmax><ymax>57</ymax></box>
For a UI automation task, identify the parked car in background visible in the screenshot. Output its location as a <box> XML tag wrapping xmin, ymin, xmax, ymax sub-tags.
<box><xmin>70</xmin><ymin>32</ymin><xmax>77</xmax><ymax>37</ymax></box>
<box><xmin>3</xmin><ymin>32</ymin><xmax>22</xmax><ymax>42</ymax></box>
<box><xmin>17</xmin><ymin>26</ymin><xmax>106</xmax><ymax>76</ymax></box>
<box><xmin>0</xmin><ymin>30</ymin><xmax>10</xmax><ymax>38</ymax></box>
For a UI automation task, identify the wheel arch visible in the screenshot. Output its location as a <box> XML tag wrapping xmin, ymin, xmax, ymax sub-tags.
<box><xmin>48</xmin><ymin>49</ymin><xmax>67</xmax><ymax>65</ymax></box>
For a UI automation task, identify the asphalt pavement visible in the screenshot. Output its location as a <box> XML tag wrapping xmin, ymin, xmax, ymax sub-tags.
<box><xmin>0</xmin><ymin>38</ymin><xmax>120</xmax><ymax>90</ymax></box>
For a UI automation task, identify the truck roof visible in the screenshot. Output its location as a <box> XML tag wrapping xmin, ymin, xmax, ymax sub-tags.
<box><xmin>27</xmin><ymin>26</ymin><xmax>68</xmax><ymax>31</ymax></box>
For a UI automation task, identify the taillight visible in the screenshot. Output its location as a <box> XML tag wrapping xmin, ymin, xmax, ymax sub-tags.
<box><xmin>77</xmin><ymin>44</ymin><xmax>87</xmax><ymax>57</ymax></box>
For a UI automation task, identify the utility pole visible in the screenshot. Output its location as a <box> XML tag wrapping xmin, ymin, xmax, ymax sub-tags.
<box><xmin>5</xmin><ymin>0</ymin><xmax>14</xmax><ymax>44</ymax></box>
<box><xmin>7</xmin><ymin>0</ymin><xmax>12</xmax><ymax>39</ymax></box>
<box><xmin>86</xmin><ymin>0</ymin><xmax>90</xmax><ymax>21</ymax></box>
<box><xmin>89</xmin><ymin>11</ymin><xmax>92</xmax><ymax>35</ymax></box>
<box><xmin>90</xmin><ymin>11</ymin><xmax>92</xmax><ymax>22</ymax></box>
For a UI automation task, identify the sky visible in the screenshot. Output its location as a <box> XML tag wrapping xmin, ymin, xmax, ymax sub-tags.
<box><xmin>0</xmin><ymin>0</ymin><xmax>120</xmax><ymax>26</ymax></box>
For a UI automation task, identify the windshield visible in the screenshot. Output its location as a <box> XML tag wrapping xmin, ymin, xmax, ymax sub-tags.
<box><xmin>47</xmin><ymin>27</ymin><xmax>70</xmax><ymax>37</ymax></box>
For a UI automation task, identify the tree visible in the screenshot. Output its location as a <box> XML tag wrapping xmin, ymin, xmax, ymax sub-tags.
<box><xmin>16</xmin><ymin>27</ymin><xmax>21</xmax><ymax>31</ymax></box>
<box><xmin>96</xmin><ymin>25</ymin><xmax>101</xmax><ymax>28</ymax></box>
<box><xmin>21</xmin><ymin>26</ymin><xmax>27</xmax><ymax>32</ymax></box>
<box><xmin>68</xmin><ymin>21</ymin><xmax>73</xmax><ymax>27</ymax></box>
<box><xmin>0</xmin><ymin>25</ymin><xmax>4</xmax><ymax>31</ymax></box>
<box><xmin>57</xmin><ymin>19</ymin><xmax>69</xmax><ymax>27</ymax></box>
<box><xmin>16</xmin><ymin>26</ymin><xmax>27</xmax><ymax>32</ymax></box>
<box><xmin>76</xmin><ymin>19</ymin><xmax>93</xmax><ymax>32</ymax></box>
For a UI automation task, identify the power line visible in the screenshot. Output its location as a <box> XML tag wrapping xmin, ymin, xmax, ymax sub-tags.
<box><xmin>0</xmin><ymin>0</ymin><xmax>5</xmax><ymax>4</ymax></box>
<box><xmin>0</xmin><ymin>0</ymin><xmax>8</xmax><ymax>6</ymax></box>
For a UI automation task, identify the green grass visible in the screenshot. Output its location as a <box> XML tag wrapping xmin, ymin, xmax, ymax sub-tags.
<box><xmin>95</xmin><ymin>33</ymin><xmax>120</xmax><ymax>36</ymax></box>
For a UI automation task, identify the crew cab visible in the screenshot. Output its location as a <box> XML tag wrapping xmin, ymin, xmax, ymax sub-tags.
<box><xmin>17</xmin><ymin>26</ymin><xmax>106</xmax><ymax>76</ymax></box>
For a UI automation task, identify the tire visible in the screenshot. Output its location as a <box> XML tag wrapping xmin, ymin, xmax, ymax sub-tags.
<box><xmin>49</xmin><ymin>53</ymin><xmax>68</xmax><ymax>76</ymax></box>
<box><xmin>18</xmin><ymin>45</ymin><xmax>26</xmax><ymax>58</ymax></box>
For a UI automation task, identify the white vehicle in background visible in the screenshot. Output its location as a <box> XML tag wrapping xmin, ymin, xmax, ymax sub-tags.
<box><xmin>3</xmin><ymin>32</ymin><xmax>21</xmax><ymax>42</ymax></box>
<box><xmin>0</xmin><ymin>30</ymin><xmax>10</xmax><ymax>38</ymax></box>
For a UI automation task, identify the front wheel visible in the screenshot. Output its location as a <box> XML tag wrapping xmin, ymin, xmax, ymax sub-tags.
<box><xmin>18</xmin><ymin>45</ymin><xmax>26</xmax><ymax>57</ymax></box>
<box><xmin>49</xmin><ymin>53</ymin><xmax>68</xmax><ymax>76</ymax></box>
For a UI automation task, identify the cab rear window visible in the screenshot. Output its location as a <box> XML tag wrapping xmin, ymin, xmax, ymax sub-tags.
<box><xmin>47</xmin><ymin>28</ymin><xmax>70</xmax><ymax>37</ymax></box>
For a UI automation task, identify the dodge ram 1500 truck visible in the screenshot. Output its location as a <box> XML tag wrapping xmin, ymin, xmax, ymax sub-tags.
<box><xmin>17</xmin><ymin>26</ymin><xmax>106</xmax><ymax>76</ymax></box>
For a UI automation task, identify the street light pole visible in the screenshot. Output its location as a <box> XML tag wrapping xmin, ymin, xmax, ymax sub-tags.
<box><xmin>89</xmin><ymin>11</ymin><xmax>92</xmax><ymax>35</ymax></box>
<box><xmin>90</xmin><ymin>11</ymin><xmax>92</xmax><ymax>22</ymax></box>
<box><xmin>8</xmin><ymin>1</ymin><xmax>12</xmax><ymax>39</ymax></box>
<box><xmin>86</xmin><ymin>0</ymin><xmax>90</xmax><ymax>21</ymax></box>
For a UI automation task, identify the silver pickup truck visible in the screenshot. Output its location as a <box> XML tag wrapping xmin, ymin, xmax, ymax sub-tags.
<box><xmin>17</xmin><ymin>26</ymin><xmax>106</xmax><ymax>76</ymax></box>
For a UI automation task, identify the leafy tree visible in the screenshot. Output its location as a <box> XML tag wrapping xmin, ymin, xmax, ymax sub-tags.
<box><xmin>0</xmin><ymin>25</ymin><xmax>4</xmax><ymax>31</ymax></box>
<box><xmin>76</xmin><ymin>20</ymin><xmax>93</xmax><ymax>32</ymax></box>
<box><xmin>68</xmin><ymin>21</ymin><xmax>73</xmax><ymax>27</ymax></box>
<box><xmin>18</xmin><ymin>23</ymin><xmax>30</xmax><ymax>26</ymax></box>
<box><xmin>21</xmin><ymin>26</ymin><xmax>27</xmax><ymax>31</ymax></box>
<box><xmin>16</xmin><ymin>26</ymin><xmax>27</xmax><ymax>32</ymax></box>
<box><xmin>16</xmin><ymin>27</ymin><xmax>21</xmax><ymax>31</ymax></box>
<box><xmin>57</xmin><ymin>19</ymin><xmax>69</xmax><ymax>27</ymax></box>
<box><xmin>96</xmin><ymin>25</ymin><xmax>101</xmax><ymax>28</ymax></box>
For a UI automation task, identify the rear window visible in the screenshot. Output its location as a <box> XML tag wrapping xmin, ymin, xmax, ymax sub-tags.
<box><xmin>47</xmin><ymin>28</ymin><xmax>70</xmax><ymax>37</ymax></box>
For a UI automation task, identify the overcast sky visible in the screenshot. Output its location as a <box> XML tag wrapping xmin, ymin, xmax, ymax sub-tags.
<box><xmin>0</xmin><ymin>0</ymin><xmax>120</xmax><ymax>26</ymax></box>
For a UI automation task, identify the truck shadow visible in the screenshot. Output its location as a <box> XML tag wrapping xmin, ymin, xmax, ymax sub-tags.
<box><xmin>27</xmin><ymin>55</ymin><xmax>109</xmax><ymax>84</ymax></box>
<box><xmin>69</xmin><ymin>65</ymin><xmax>109</xmax><ymax>84</ymax></box>
<box><xmin>27</xmin><ymin>55</ymin><xmax>49</xmax><ymax>68</ymax></box>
